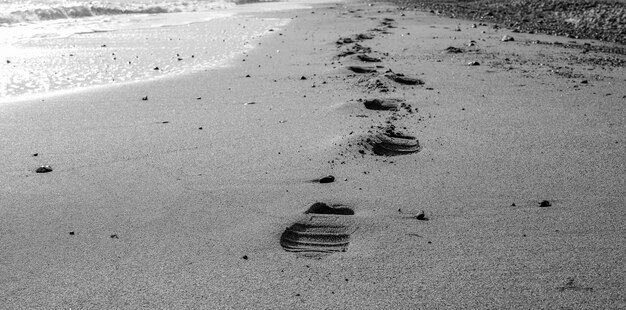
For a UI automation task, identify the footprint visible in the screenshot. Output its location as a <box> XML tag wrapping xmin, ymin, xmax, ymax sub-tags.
<box><xmin>280</xmin><ymin>203</ymin><xmax>357</xmax><ymax>254</ymax></box>
<box><xmin>355</xmin><ymin>33</ymin><xmax>374</xmax><ymax>40</ymax></box>
<box><xmin>444</xmin><ymin>46</ymin><xmax>464</xmax><ymax>53</ymax></box>
<box><xmin>370</xmin><ymin>131</ymin><xmax>421</xmax><ymax>156</ymax></box>
<box><xmin>347</xmin><ymin>65</ymin><xmax>378</xmax><ymax>73</ymax></box>
<box><xmin>363</xmin><ymin>98</ymin><xmax>403</xmax><ymax>111</ymax></box>
<box><xmin>357</xmin><ymin>54</ymin><xmax>382</xmax><ymax>62</ymax></box>
<box><xmin>386</xmin><ymin>73</ymin><xmax>424</xmax><ymax>85</ymax></box>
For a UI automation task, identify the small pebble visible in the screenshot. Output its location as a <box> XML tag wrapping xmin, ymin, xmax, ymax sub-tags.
<box><xmin>242</xmin><ymin>255</ymin><xmax>249</xmax><ymax>260</ymax></box>
<box><xmin>319</xmin><ymin>175</ymin><xmax>335</xmax><ymax>183</ymax></box>
<box><xmin>539</xmin><ymin>200</ymin><xmax>552</xmax><ymax>207</ymax></box>
<box><xmin>416</xmin><ymin>210</ymin><xmax>428</xmax><ymax>221</ymax></box>
<box><xmin>501</xmin><ymin>35</ymin><xmax>515</xmax><ymax>42</ymax></box>
<box><xmin>35</xmin><ymin>165</ymin><xmax>53</xmax><ymax>173</ymax></box>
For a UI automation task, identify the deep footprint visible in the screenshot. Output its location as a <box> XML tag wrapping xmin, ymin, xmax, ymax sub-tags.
<box><xmin>370</xmin><ymin>131</ymin><xmax>421</xmax><ymax>156</ymax></box>
<box><xmin>363</xmin><ymin>98</ymin><xmax>403</xmax><ymax>111</ymax></box>
<box><xmin>280</xmin><ymin>203</ymin><xmax>357</xmax><ymax>254</ymax></box>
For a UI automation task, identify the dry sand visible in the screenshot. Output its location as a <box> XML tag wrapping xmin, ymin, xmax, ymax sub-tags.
<box><xmin>1</xmin><ymin>0</ymin><xmax>625</xmax><ymax>308</ymax></box>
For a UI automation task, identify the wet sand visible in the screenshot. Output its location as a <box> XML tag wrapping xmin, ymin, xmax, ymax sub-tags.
<box><xmin>1</xmin><ymin>0</ymin><xmax>625</xmax><ymax>308</ymax></box>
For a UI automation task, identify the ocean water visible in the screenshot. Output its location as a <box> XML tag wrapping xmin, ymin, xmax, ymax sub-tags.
<box><xmin>0</xmin><ymin>0</ymin><xmax>309</xmax><ymax>102</ymax></box>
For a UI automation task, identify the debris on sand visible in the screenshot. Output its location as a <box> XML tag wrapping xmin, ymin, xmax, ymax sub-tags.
<box><xmin>319</xmin><ymin>175</ymin><xmax>335</xmax><ymax>183</ymax></box>
<box><xmin>35</xmin><ymin>165</ymin><xmax>53</xmax><ymax>173</ymax></box>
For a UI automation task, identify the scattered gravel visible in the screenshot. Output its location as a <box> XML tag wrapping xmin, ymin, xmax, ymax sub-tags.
<box><xmin>376</xmin><ymin>0</ymin><xmax>626</xmax><ymax>47</ymax></box>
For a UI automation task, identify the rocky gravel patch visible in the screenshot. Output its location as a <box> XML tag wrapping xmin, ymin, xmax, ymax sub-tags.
<box><xmin>375</xmin><ymin>0</ymin><xmax>626</xmax><ymax>48</ymax></box>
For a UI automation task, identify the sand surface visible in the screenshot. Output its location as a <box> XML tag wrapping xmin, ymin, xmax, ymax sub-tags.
<box><xmin>1</xmin><ymin>0</ymin><xmax>625</xmax><ymax>308</ymax></box>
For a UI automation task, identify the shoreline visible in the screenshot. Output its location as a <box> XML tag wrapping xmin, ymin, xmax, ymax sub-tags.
<box><xmin>1</xmin><ymin>0</ymin><xmax>625</xmax><ymax>308</ymax></box>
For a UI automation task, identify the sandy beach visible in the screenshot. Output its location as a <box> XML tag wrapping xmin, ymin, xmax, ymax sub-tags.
<box><xmin>1</xmin><ymin>0</ymin><xmax>625</xmax><ymax>308</ymax></box>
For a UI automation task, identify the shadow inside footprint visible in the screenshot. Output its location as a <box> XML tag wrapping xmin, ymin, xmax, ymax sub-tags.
<box><xmin>280</xmin><ymin>203</ymin><xmax>356</xmax><ymax>255</ymax></box>
<box><xmin>357</xmin><ymin>54</ymin><xmax>382</xmax><ymax>62</ymax></box>
<box><xmin>347</xmin><ymin>65</ymin><xmax>378</xmax><ymax>73</ymax></box>
<box><xmin>363</xmin><ymin>98</ymin><xmax>402</xmax><ymax>111</ymax></box>
<box><xmin>306</xmin><ymin>202</ymin><xmax>354</xmax><ymax>215</ymax></box>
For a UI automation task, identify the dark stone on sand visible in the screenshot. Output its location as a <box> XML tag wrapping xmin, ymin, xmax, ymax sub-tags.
<box><xmin>581</xmin><ymin>80</ymin><xmax>588</xmax><ymax>84</ymax></box>
<box><xmin>69</xmin><ymin>231</ymin><xmax>75</xmax><ymax>235</ymax></box>
<box><xmin>386</xmin><ymin>73</ymin><xmax>424</xmax><ymax>85</ymax></box>
<box><xmin>142</xmin><ymin>96</ymin><xmax>148</xmax><ymax>101</ymax></box>
<box><xmin>306</xmin><ymin>202</ymin><xmax>354</xmax><ymax>215</ymax></box>
<box><xmin>32</xmin><ymin>153</ymin><xmax>38</xmax><ymax>157</ymax></box>
<box><xmin>416</xmin><ymin>210</ymin><xmax>428</xmax><ymax>221</ymax></box>
<box><xmin>357</xmin><ymin>54</ymin><xmax>382</xmax><ymax>62</ymax></box>
<box><xmin>501</xmin><ymin>35</ymin><xmax>515</xmax><ymax>42</ymax></box>
<box><xmin>245</xmin><ymin>74</ymin><xmax>251</xmax><ymax>77</ymax></box>
<box><xmin>110</xmin><ymin>234</ymin><xmax>119</xmax><ymax>239</ymax></box>
<box><xmin>356</xmin><ymin>33</ymin><xmax>374</xmax><ymax>40</ymax></box>
<box><xmin>242</xmin><ymin>255</ymin><xmax>249</xmax><ymax>260</ymax></box>
<box><xmin>539</xmin><ymin>200</ymin><xmax>552</xmax><ymax>207</ymax></box>
<box><xmin>300</xmin><ymin>76</ymin><xmax>307</xmax><ymax>80</ymax></box>
<box><xmin>467</xmin><ymin>61</ymin><xmax>480</xmax><ymax>66</ymax></box>
<box><xmin>319</xmin><ymin>175</ymin><xmax>335</xmax><ymax>183</ymax></box>
<box><xmin>153</xmin><ymin>67</ymin><xmax>159</xmax><ymax>70</ymax></box>
<box><xmin>444</xmin><ymin>46</ymin><xmax>464</xmax><ymax>53</ymax></box>
<box><xmin>347</xmin><ymin>65</ymin><xmax>377</xmax><ymax>73</ymax></box>
<box><xmin>35</xmin><ymin>165</ymin><xmax>53</xmax><ymax>173</ymax></box>
<box><xmin>363</xmin><ymin>98</ymin><xmax>403</xmax><ymax>111</ymax></box>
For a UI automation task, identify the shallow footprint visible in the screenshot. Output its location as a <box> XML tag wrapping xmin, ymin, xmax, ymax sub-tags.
<box><xmin>357</xmin><ymin>54</ymin><xmax>382</xmax><ymax>62</ymax></box>
<box><xmin>386</xmin><ymin>73</ymin><xmax>424</xmax><ymax>85</ymax></box>
<box><xmin>347</xmin><ymin>65</ymin><xmax>378</xmax><ymax>73</ymax></box>
<box><xmin>280</xmin><ymin>203</ymin><xmax>357</xmax><ymax>255</ymax></box>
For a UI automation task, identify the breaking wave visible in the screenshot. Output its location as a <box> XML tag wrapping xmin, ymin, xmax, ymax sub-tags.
<box><xmin>0</xmin><ymin>0</ymin><xmax>268</xmax><ymax>25</ymax></box>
